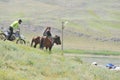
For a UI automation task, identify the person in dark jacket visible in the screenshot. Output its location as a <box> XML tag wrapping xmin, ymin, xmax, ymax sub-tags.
<box><xmin>40</xmin><ymin>27</ymin><xmax>52</xmax><ymax>49</ymax></box>
<box><xmin>43</xmin><ymin>27</ymin><xmax>52</xmax><ymax>37</ymax></box>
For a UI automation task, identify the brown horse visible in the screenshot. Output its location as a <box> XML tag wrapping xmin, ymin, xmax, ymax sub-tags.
<box><xmin>40</xmin><ymin>35</ymin><xmax>61</xmax><ymax>51</ymax></box>
<box><xmin>31</xmin><ymin>36</ymin><xmax>41</xmax><ymax>48</ymax></box>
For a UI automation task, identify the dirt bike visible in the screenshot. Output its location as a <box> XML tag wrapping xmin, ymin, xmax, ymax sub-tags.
<box><xmin>0</xmin><ymin>30</ymin><xmax>26</xmax><ymax>44</ymax></box>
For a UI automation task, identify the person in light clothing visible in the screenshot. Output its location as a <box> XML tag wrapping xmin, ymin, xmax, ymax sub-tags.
<box><xmin>8</xmin><ymin>19</ymin><xmax>22</xmax><ymax>40</ymax></box>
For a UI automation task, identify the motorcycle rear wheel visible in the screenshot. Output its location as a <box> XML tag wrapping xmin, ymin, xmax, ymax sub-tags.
<box><xmin>0</xmin><ymin>33</ymin><xmax>6</xmax><ymax>41</ymax></box>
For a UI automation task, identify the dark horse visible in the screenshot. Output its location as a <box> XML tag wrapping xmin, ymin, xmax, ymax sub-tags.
<box><xmin>40</xmin><ymin>35</ymin><xmax>61</xmax><ymax>51</ymax></box>
<box><xmin>31</xmin><ymin>36</ymin><xmax>41</xmax><ymax>48</ymax></box>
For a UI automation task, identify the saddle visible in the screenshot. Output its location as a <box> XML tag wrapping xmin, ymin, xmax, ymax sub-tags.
<box><xmin>42</xmin><ymin>36</ymin><xmax>52</xmax><ymax>42</ymax></box>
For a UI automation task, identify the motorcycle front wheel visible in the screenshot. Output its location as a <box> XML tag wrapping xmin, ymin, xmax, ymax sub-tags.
<box><xmin>16</xmin><ymin>39</ymin><xmax>26</xmax><ymax>44</ymax></box>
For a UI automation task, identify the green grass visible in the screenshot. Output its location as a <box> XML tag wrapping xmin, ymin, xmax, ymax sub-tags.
<box><xmin>0</xmin><ymin>41</ymin><xmax>120</xmax><ymax>80</ymax></box>
<box><xmin>64</xmin><ymin>49</ymin><xmax>120</xmax><ymax>55</ymax></box>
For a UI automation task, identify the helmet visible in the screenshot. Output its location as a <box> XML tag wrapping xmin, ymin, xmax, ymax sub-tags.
<box><xmin>18</xmin><ymin>19</ymin><xmax>22</xmax><ymax>23</ymax></box>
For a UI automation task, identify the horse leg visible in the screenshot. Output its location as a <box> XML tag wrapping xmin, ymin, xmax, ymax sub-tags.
<box><xmin>49</xmin><ymin>46</ymin><xmax>52</xmax><ymax>52</ymax></box>
<box><xmin>46</xmin><ymin>47</ymin><xmax>47</xmax><ymax>50</ymax></box>
<box><xmin>48</xmin><ymin>46</ymin><xmax>52</xmax><ymax>54</ymax></box>
<box><xmin>40</xmin><ymin>38</ymin><xmax>44</xmax><ymax>49</ymax></box>
<box><xmin>34</xmin><ymin>43</ymin><xmax>37</xmax><ymax>48</ymax></box>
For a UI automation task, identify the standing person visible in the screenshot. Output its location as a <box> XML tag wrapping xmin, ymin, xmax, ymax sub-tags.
<box><xmin>8</xmin><ymin>19</ymin><xmax>22</xmax><ymax>40</ymax></box>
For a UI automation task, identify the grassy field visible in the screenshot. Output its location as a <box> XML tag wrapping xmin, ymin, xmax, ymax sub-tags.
<box><xmin>0</xmin><ymin>0</ymin><xmax>120</xmax><ymax>79</ymax></box>
<box><xmin>0</xmin><ymin>41</ymin><xmax>120</xmax><ymax>80</ymax></box>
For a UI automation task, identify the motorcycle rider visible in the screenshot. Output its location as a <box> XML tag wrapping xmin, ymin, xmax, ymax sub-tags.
<box><xmin>8</xmin><ymin>19</ymin><xmax>22</xmax><ymax>40</ymax></box>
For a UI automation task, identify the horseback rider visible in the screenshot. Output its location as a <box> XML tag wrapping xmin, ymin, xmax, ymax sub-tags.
<box><xmin>40</xmin><ymin>27</ymin><xmax>52</xmax><ymax>49</ymax></box>
<box><xmin>43</xmin><ymin>27</ymin><xmax>52</xmax><ymax>37</ymax></box>
<box><xmin>8</xmin><ymin>19</ymin><xmax>22</xmax><ymax>40</ymax></box>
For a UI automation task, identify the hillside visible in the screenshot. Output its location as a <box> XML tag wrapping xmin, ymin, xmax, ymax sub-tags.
<box><xmin>0</xmin><ymin>41</ymin><xmax>120</xmax><ymax>80</ymax></box>
<box><xmin>0</xmin><ymin>0</ymin><xmax>120</xmax><ymax>80</ymax></box>
<box><xmin>0</xmin><ymin>0</ymin><xmax>120</xmax><ymax>51</ymax></box>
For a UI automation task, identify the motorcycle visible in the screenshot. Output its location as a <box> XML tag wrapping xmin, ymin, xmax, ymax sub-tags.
<box><xmin>0</xmin><ymin>29</ymin><xmax>26</xmax><ymax>44</ymax></box>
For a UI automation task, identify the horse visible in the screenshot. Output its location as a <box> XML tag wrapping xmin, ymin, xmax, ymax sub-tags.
<box><xmin>31</xmin><ymin>36</ymin><xmax>41</xmax><ymax>48</ymax></box>
<box><xmin>40</xmin><ymin>35</ymin><xmax>61</xmax><ymax>51</ymax></box>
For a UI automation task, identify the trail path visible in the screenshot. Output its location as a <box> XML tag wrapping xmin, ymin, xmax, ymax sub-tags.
<box><xmin>64</xmin><ymin>53</ymin><xmax>120</xmax><ymax>58</ymax></box>
<box><xmin>63</xmin><ymin>53</ymin><xmax>120</xmax><ymax>65</ymax></box>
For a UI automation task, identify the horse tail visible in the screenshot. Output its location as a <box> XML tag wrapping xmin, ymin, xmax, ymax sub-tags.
<box><xmin>31</xmin><ymin>38</ymin><xmax>34</xmax><ymax>47</ymax></box>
